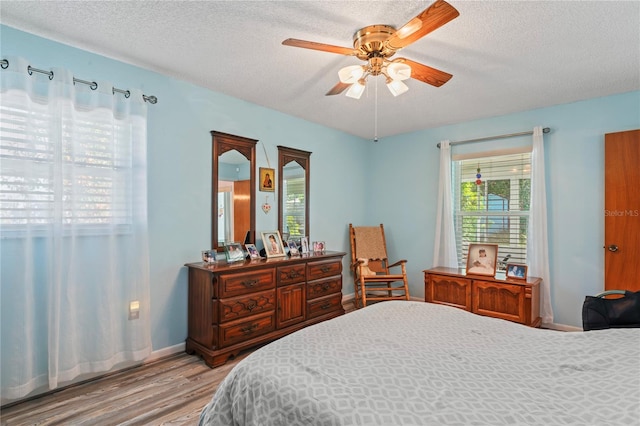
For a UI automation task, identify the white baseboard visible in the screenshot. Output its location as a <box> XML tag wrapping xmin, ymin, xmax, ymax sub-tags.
<box><xmin>144</xmin><ymin>342</ymin><xmax>185</xmax><ymax>364</ymax></box>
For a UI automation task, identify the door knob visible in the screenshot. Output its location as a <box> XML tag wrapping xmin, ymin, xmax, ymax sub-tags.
<box><xmin>607</xmin><ymin>244</ymin><xmax>619</xmax><ymax>252</ymax></box>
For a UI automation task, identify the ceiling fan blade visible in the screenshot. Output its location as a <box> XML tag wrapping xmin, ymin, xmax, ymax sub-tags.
<box><xmin>325</xmin><ymin>81</ymin><xmax>352</xmax><ymax>96</ymax></box>
<box><xmin>396</xmin><ymin>58</ymin><xmax>452</xmax><ymax>87</ymax></box>
<box><xmin>282</xmin><ymin>38</ymin><xmax>356</xmax><ymax>56</ymax></box>
<box><xmin>386</xmin><ymin>0</ymin><xmax>459</xmax><ymax>50</ymax></box>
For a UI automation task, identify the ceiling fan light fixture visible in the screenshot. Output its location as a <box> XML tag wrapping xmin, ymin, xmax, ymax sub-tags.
<box><xmin>387</xmin><ymin>62</ymin><xmax>412</xmax><ymax>81</ymax></box>
<box><xmin>338</xmin><ymin>65</ymin><xmax>365</xmax><ymax>84</ymax></box>
<box><xmin>346</xmin><ymin>80</ymin><xmax>366</xmax><ymax>99</ymax></box>
<box><xmin>386</xmin><ymin>79</ymin><xmax>409</xmax><ymax>97</ymax></box>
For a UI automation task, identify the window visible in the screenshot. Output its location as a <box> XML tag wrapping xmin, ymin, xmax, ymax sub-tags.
<box><xmin>0</xmin><ymin>91</ymin><xmax>134</xmax><ymax>234</ymax></box>
<box><xmin>282</xmin><ymin>175</ymin><xmax>305</xmax><ymax>238</ymax></box>
<box><xmin>453</xmin><ymin>151</ymin><xmax>531</xmax><ymax>270</ymax></box>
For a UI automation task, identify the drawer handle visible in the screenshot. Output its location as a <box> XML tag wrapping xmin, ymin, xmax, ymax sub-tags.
<box><xmin>320</xmin><ymin>266</ymin><xmax>331</xmax><ymax>273</ymax></box>
<box><xmin>287</xmin><ymin>271</ymin><xmax>301</xmax><ymax>279</ymax></box>
<box><xmin>241</xmin><ymin>279</ymin><xmax>258</xmax><ymax>288</ymax></box>
<box><xmin>241</xmin><ymin>324</ymin><xmax>258</xmax><ymax>334</ymax></box>
<box><xmin>322</xmin><ymin>283</ymin><xmax>330</xmax><ymax>291</ymax></box>
<box><xmin>246</xmin><ymin>302</ymin><xmax>257</xmax><ymax>311</ymax></box>
<box><xmin>320</xmin><ymin>303</ymin><xmax>331</xmax><ymax>310</ymax></box>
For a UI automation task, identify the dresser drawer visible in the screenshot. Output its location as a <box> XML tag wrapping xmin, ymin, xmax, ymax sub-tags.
<box><xmin>307</xmin><ymin>276</ymin><xmax>342</xmax><ymax>299</ymax></box>
<box><xmin>219</xmin><ymin>312</ymin><xmax>275</xmax><ymax>347</ymax></box>
<box><xmin>277</xmin><ymin>264</ymin><xmax>306</xmax><ymax>286</ymax></box>
<box><xmin>219</xmin><ymin>269</ymin><xmax>275</xmax><ymax>298</ymax></box>
<box><xmin>307</xmin><ymin>293</ymin><xmax>342</xmax><ymax>319</ymax></box>
<box><xmin>307</xmin><ymin>259</ymin><xmax>342</xmax><ymax>280</ymax></box>
<box><xmin>218</xmin><ymin>290</ymin><xmax>276</xmax><ymax>323</ymax></box>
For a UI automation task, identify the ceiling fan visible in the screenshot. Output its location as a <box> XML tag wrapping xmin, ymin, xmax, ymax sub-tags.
<box><xmin>282</xmin><ymin>0</ymin><xmax>459</xmax><ymax>99</ymax></box>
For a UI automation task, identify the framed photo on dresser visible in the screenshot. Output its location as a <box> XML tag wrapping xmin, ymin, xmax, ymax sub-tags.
<box><xmin>465</xmin><ymin>243</ymin><xmax>498</xmax><ymax>277</ymax></box>
<box><xmin>506</xmin><ymin>263</ymin><xmax>527</xmax><ymax>280</ymax></box>
<box><xmin>261</xmin><ymin>231</ymin><xmax>286</xmax><ymax>258</ymax></box>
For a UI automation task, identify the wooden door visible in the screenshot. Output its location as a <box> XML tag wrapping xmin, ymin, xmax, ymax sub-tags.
<box><xmin>605</xmin><ymin>129</ymin><xmax>640</xmax><ymax>292</ymax></box>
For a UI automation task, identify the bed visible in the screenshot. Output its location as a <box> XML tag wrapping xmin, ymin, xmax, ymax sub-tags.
<box><xmin>199</xmin><ymin>301</ymin><xmax>640</xmax><ymax>425</ymax></box>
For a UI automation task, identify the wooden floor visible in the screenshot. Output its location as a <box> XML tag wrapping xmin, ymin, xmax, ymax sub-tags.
<box><xmin>0</xmin><ymin>301</ymin><xmax>356</xmax><ymax>425</ymax></box>
<box><xmin>0</xmin><ymin>350</ymin><xmax>253</xmax><ymax>426</ymax></box>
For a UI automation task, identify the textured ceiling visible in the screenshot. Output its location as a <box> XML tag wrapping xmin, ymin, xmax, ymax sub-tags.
<box><xmin>1</xmin><ymin>1</ymin><xmax>639</xmax><ymax>140</ymax></box>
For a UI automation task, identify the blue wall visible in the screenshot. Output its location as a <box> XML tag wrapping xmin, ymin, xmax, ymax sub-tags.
<box><xmin>369</xmin><ymin>92</ymin><xmax>640</xmax><ymax>326</ymax></box>
<box><xmin>0</xmin><ymin>25</ymin><xmax>370</xmax><ymax>355</ymax></box>
<box><xmin>2</xmin><ymin>23</ymin><xmax>639</xmax><ymax>359</ymax></box>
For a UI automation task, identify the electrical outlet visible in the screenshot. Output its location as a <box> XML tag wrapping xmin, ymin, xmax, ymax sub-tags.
<box><xmin>129</xmin><ymin>300</ymin><xmax>140</xmax><ymax>320</ymax></box>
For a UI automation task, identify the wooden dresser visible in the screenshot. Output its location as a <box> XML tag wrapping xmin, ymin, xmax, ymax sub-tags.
<box><xmin>424</xmin><ymin>267</ymin><xmax>541</xmax><ymax>327</ymax></box>
<box><xmin>185</xmin><ymin>251</ymin><xmax>345</xmax><ymax>367</ymax></box>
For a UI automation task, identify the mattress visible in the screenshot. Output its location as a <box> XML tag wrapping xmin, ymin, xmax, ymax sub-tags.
<box><xmin>199</xmin><ymin>301</ymin><xmax>640</xmax><ymax>425</ymax></box>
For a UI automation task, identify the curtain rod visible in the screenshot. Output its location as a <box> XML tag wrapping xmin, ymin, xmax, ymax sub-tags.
<box><xmin>0</xmin><ymin>59</ymin><xmax>157</xmax><ymax>104</ymax></box>
<box><xmin>436</xmin><ymin>127</ymin><xmax>550</xmax><ymax>148</ymax></box>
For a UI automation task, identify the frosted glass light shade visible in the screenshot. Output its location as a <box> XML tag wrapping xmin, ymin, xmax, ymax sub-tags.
<box><xmin>387</xmin><ymin>62</ymin><xmax>411</xmax><ymax>81</ymax></box>
<box><xmin>386</xmin><ymin>79</ymin><xmax>409</xmax><ymax>97</ymax></box>
<box><xmin>346</xmin><ymin>81</ymin><xmax>366</xmax><ymax>99</ymax></box>
<box><xmin>338</xmin><ymin>65</ymin><xmax>364</xmax><ymax>84</ymax></box>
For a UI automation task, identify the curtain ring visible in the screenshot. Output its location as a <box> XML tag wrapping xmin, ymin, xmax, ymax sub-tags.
<box><xmin>1</xmin><ymin>59</ymin><xmax>8</xmax><ymax>69</ymax></box>
<box><xmin>27</xmin><ymin>65</ymin><xmax>54</xmax><ymax>80</ymax></box>
<box><xmin>89</xmin><ymin>81</ymin><xmax>98</xmax><ymax>90</ymax></box>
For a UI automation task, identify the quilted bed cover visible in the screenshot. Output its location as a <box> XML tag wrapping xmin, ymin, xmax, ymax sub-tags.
<box><xmin>199</xmin><ymin>301</ymin><xmax>640</xmax><ymax>425</ymax></box>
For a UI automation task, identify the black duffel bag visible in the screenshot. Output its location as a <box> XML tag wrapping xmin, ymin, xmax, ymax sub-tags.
<box><xmin>582</xmin><ymin>290</ymin><xmax>640</xmax><ymax>331</ymax></box>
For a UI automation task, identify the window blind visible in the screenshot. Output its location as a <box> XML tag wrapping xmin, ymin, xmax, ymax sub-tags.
<box><xmin>282</xmin><ymin>176</ymin><xmax>305</xmax><ymax>238</ymax></box>
<box><xmin>0</xmin><ymin>94</ymin><xmax>132</xmax><ymax>231</ymax></box>
<box><xmin>452</xmin><ymin>151</ymin><xmax>531</xmax><ymax>270</ymax></box>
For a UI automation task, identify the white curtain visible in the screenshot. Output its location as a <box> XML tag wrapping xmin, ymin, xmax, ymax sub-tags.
<box><xmin>527</xmin><ymin>126</ymin><xmax>554</xmax><ymax>324</ymax></box>
<box><xmin>0</xmin><ymin>57</ymin><xmax>152</xmax><ymax>399</ymax></box>
<box><xmin>432</xmin><ymin>140</ymin><xmax>458</xmax><ymax>268</ymax></box>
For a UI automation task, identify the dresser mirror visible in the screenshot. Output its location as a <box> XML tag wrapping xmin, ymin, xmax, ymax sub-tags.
<box><xmin>212</xmin><ymin>131</ymin><xmax>257</xmax><ymax>250</ymax></box>
<box><xmin>277</xmin><ymin>146</ymin><xmax>311</xmax><ymax>241</ymax></box>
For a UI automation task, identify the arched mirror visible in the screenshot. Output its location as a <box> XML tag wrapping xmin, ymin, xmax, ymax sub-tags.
<box><xmin>212</xmin><ymin>131</ymin><xmax>257</xmax><ymax>251</ymax></box>
<box><xmin>277</xmin><ymin>146</ymin><xmax>311</xmax><ymax>241</ymax></box>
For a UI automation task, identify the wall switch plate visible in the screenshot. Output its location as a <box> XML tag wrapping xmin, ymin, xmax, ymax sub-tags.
<box><xmin>129</xmin><ymin>300</ymin><xmax>140</xmax><ymax>320</ymax></box>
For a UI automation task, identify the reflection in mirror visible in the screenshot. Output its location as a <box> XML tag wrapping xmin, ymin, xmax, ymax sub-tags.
<box><xmin>217</xmin><ymin>150</ymin><xmax>250</xmax><ymax>245</ymax></box>
<box><xmin>278</xmin><ymin>146</ymin><xmax>311</xmax><ymax>241</ymax></box>
<box><xmin>212</xmin><ymin>131</ymin><xmax>257</xmax><ymax>251</ymax></box>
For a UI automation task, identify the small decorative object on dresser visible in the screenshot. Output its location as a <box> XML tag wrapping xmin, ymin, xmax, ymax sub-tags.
<box><xmin>224</xmin><ymin>242</ymin><xmax>245</xmax><ymax>263</ymax></box>
<box><xmin>262</xmin><ymin>231</ymin><xmax>286</xmax><ymax>258</ymax></box>
<box><xmin>466</xmin><ymin>243</ymin><xmax>498</xmax><ymax>277</ymax></box>
<box><xmin>506</xmin><ymin>263</ymin><xmax>527</xmax><ymax>280</ymax></box>
<box><xmin>287</xmin><ymin>240</ymin><xmax>299</xmax><ymax>256</ymax></box>
<box><xmin>313</xmin><ymin>241</ymin><xmax>325</xmax><ymax>252</ymax></box>
<box><xmin>300</xmin><ymin>236</ymin><xmax>309</xmax><ymax>254</ymax></box>
<box><xmin>245</xmin><ymin>243</ymin><xmax>260</xmax><ymax>260</ymax></box>
<box><xmin>202</xmin><ymin>249</ymin><xmax>217</xmax><ymax>264</ymax></box>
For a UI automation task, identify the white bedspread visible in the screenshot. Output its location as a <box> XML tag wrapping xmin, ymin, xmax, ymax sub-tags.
<box><xmin>199</xmin><ymin>301</ymin><xmax>640</xmax><ymax>425</ymax></box>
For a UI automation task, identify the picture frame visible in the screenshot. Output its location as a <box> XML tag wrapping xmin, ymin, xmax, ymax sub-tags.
<box><xmin>506</xmin><ymin>263</ymin><xmax>528</xmax><ymax>280</ymax></box>
<box><xmin>245</xmin><ymin>243</ymin><xmax>260</xmax><ymax>260</ymax></box>
<box><xmin>313</xmin><ymin>241</ymin><xmax>325</xmax><ymax>253</ymax></box>
<box><xmin>224</xmin><ymin>242</ymin><xmax>245</xmax><ymax>263</ymax></box>
<box><xmin>287</xmin><ymin>240</ymin><xmax>299</xmax><ymax>256</ymax></box>
<box><xmin>202</xmin><ymin>249</ymin><xmax>217</xmax><ymax>264</ymax></box>
<box><xmin>465</xmin><ymin>243</ymin><xmax>498</xmax><ymax>277</ymax></box>
<box><xmin>300</xmin><ymin>236</ymin><xmax>309</xmax><ymax>254</ymax></box>
<box><xmin>261</xmin><ymin>230</ymin><xmax>286</xmax><ymax>258</ymax></box>
<box><xmin>259</xmin><ymin>167</ymin><xmax>275</xmax><ymax>192</ymax></box>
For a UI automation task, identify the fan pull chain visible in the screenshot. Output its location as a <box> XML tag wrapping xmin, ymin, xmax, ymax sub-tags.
<box><xmin>374</xmin><ymin>77</ymin><xmax>379</xmax><ymax>142</ymax></box>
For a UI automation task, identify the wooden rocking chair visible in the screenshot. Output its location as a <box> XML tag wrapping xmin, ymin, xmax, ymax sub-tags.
<box><xmin>349</xmin><ymin>224</ymin><xmax>410</xmax><ymax>308</ymax></box>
